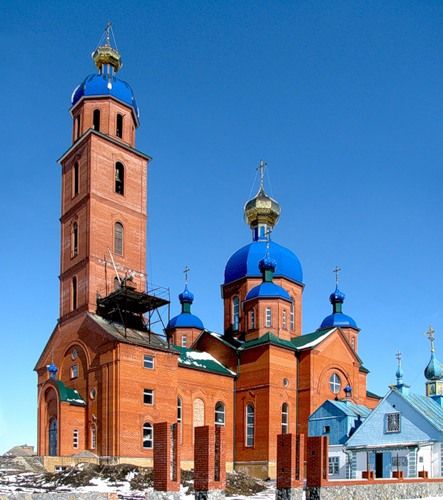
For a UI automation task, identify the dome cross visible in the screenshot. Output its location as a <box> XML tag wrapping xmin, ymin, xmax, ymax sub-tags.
<box><xmin>183</xmin><ymin>265</ymin><xmax>190</xmax><ymax>285</ymax></box>
<box><xmin>257</xmin><ymin>160</ymin><xmax>267</xmax><ymax>190</ymax></box>
<box><xmin>333</xmin><ymin>266</ymin><xmax>342</xmax><ymax>286</ymax></box>
<box><xmin>426</xmin><ymin>325</ymin><xmax>436</xmax><ymax>353</ymax></box>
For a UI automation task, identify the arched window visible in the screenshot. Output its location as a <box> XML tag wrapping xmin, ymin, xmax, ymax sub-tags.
<box><xmin>193</xmin><ymin>398</ymin><xmax>205</xmax><ymax>428</ymax></box>
<box><xmin>215</xmin><ymin>402</ymin><xmax>225</xmax><ymax>425</ymax></box>
<box><xmin>71</xmin><ymin>221</ymin><xmax>78</xmax><ymax>257</ymax></box>
<box><xmin>73</xmin><ymin>429</ymin><xmax>79</xmax><ymax>449</ymax></box>
<box><xmin>73</xmin><ymin>161</ymin><xmax>79</xmax><ymax>196</ymax></box>
<box><xmin>143</xmin><ymin>422</ymin><xmax>153</xmax><ymax>449</ymax></box>
<box><xmin>290</xmin><ymin>301</ymin><xmax>295</xmax><ymax>331</ymax></box>
<box><xmin>265</xmin><ymin>307</ymin><xmax>272</xmax><ymax>328</ymax></box>
<box><xmin>115</xmin><ymin>162</ymin><xmax>124</xmax><ymax>195</ymax></box>
<box><xmin>329</xmin><ymin>373</ymin><xmax>341</xmax><ymax>394</ymax></box>
<box><xmin>93</xmin><ymin>109</ymin><xmax>100</xmax><ymax>131</ymax></box>
<box><xmin>116</xmin><ymin>114</ymin><xmax>123</xmax><ymax>138</ymax></box>
<box><xmin>232</xmin><ymin>296</ymin><xmax>239</xmax><ymax>331</ymax></box>
<box><xmin>71</xmin><ymin>276</ymin><xmax>77</xmax><ymax>310</ymax></box>
<box><xmin>114</xmin><ymin>222</ymin><xmax>123</xmax><ymax>256</ymax></box>
<box><xmin>249</xmin><ymin>309</ymin><xmax>255</xmax><ymax>330</ymax></box>
<box><xmin>246</xmin><ymin>404</ymin><xmax>254</xmax><ymax>447</ymax></box>
<box><xmin>281</xmin><ymin>403</ymin><xmax>289</xmax><ymax>434</ymax></box>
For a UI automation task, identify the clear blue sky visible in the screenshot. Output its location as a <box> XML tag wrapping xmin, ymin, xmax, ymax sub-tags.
<box><xmin>1</xmin><ymin>0</ymin><xmax>443</xmax><ymax>454</ymax></box>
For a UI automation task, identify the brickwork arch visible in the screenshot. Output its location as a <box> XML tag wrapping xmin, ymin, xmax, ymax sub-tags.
<box><xmin>316</xmin><ymin>364</ymin><xmax>351</xmax><ymax>397</ymax></box>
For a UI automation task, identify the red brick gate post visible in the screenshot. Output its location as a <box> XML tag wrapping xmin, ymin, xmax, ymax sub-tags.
<box><xmin>276</xmin><ymin>433</ymin><xmax>305</xmax><ymax>499</ymax></box>
<box><xmin>306</xmin><ymin>435</ymin><xmax>329</xmax><ymax>488</ymax></box>
<box><xmin>194</xmin><ymin>425</ymin><xmax>226</xmax><ymax>498</ymax></box>
<box><xmin>153</xmin><ymin>422</ymin><xmax>181</xmax><ymax>492</ymax></box>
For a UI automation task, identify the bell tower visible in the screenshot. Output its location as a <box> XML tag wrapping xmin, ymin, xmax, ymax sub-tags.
<box><xmin>58</xmin><ymin>24</ymin><xmax>150</xmax><ymax>323</ymax></box>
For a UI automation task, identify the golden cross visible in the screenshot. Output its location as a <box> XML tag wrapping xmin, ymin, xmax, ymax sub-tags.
<box><xmin>257</xmin><ymin>160</ymin><xmax>267</xmax><ymax>190</ymax></box>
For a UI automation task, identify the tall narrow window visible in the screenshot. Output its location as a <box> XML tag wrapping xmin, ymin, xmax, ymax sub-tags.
<box><xmin>114</xmin><ymin>222</ymin><xmax>123</xmax><ymax>256</ymax></box>
<box><xmin>75</xmin><ymin>115</ymin><xmax>80</xmax><ymax>139</ymax></box>
<box><xmin>116</xmin><ymin>114</ymin><xmax>123</xmax><ymax>138</ymax></box>
<box><xmin>90</xmin><ymin>427</ymin><xmax>97</xmax><ymax>449</ymax></box>
<box><xmin>181</xmin><ymin>335</ymin><xmax>187</xmax><ymax>347</ymax></box>
<box><xmin>71</xmin><ymin>222</ymin><xmax>78</xmax><ymax>257</ymax></box>
<box><xmin>115</xmin><ymin>162</ymin><xmax>124</xmax><ymax>195</ymax></box>
<box><xmin>93</xmin><ymin>109</ymin><xmax>100</xmax><ymax>131</ymax></box>
<box><xmin>282</xmin><ymin>310</ymin><xmax>287</xmax><ymax>330</ymax></box>
<box><xmin>73</xmin><ymin>161</ymin><xmax>79</xmax><ymax>196</ymax></box>
<box><xmin>246</xmin><ymin>404</ymin><xmax>254</xmax><ymax>447</ymax></box>
<box><xmin>249</xmin><ymin>309</ymin><xmax>255</xmax><ymax>330</ymax></box>
<box><xmin>71</xmin><ymin>276</ymin><xmax>77</xmax><ymax>310</ymax></box>
<box><xmin>290</xmin><ymin>301</ymin><xmax>295</xmax><ymax>331</ymax></box>
<box><xmin>281</xmin><ymin>403</ymin><xmax>289</xmax><ymax>434</ymax></box>
<box><xmin>265</xmin><ymin>307</ymin><xmax>272</xmax><ymax>328</ymax></box>
<box><xmin>232</xmin><ymin>296</ymin><xmax>239</xmax><ymax>331</ymax></box>
<box><xmin>143</xmin><ymin>422</ymin><xmax>153</xmax><ymax>449</ymax></box>
<box><xmin>215</xmin><ymin>402</ymin><xmax>225</xmax><ymax>425</ymax></box>
<box><xmin>177</xmin><ymin>397</ymin><xmax>182</xmax><ymax>424</ymax></box>
<box><xmin>73</xmin><ymin>429</ymin><xmax>79</xmax><ymax>449</ymax></box>
<box><xmin>193</xmin><ymin>398</ymin><xmax>205</xmax><ymax>428</ymax></box>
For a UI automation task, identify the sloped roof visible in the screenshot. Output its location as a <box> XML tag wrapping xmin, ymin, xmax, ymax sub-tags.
<box><xmin>401</xmin><ymin>391</ymin><xmax>443</xmax><ymax>432</ymax></box>
<box><xmin>55</xmin><ymin>380</ymin><xmax>86</xmax><ymax>406</ymax></box>
<box><xmin>328</xmin><ymin>400</ymin><xmax>372</xmax><ymax>418</ymax></box>
<box><xmin>240</xmin><ymin>332</ymin><xmax>298</xmax><ymax>352</ymax></box>
<box><xmin>175</xmin><ymin>346</ymin><xmax>236</xmax><ymax>377</ymax></box>
<box><xmin>291</xmin><ymin>328</ymin><xmax>335</xmax><ymax>349</ymax></box>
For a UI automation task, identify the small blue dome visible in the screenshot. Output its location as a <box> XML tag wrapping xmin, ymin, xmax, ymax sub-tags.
<box><xmin>245</xmin><ymin>282</ymin><xmax>292</xmax><ymax>302</ymax></box>
<box><xmin>167</xmin><ymin>313</ymin><xmax>204</xmax><ymax>330</ymax></box>
<box><xmin>71</xmin><ymin>74</ymin><xmax>139</xmax><ymax>120</ymax></box>
<box><xmin>259</xmin><ymin>254</ymin><xmax>277</xmax><ymax>273</ymax></box>
<box><xmin>179</xmin><ymin>285</ymin><xmax>194</xmax><ymax>304</ymax></box>
<box><xmin>320</xmin><ymin>312</ymin><xmax>357</xmax><ymax>329</ymax></box>
<box><xmin>224</xmin><ymin>240</ymin><xmax>303</xmax><ymax>285</ymax></box>
<box><xmin>425</xmin><ymin>353</ymin><xmax>443</xmax><ymax>381</ymax></box>
<box><xmin>330</xmin><ymin>287</ymin><xmax>345</xmax><ymax>304</ymax></box>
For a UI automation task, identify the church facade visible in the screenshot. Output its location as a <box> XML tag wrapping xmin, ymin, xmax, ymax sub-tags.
<box><xmin>35</xmin><ymin>29</ymin><xmax>380</xmax><ymax>478</ymax></box>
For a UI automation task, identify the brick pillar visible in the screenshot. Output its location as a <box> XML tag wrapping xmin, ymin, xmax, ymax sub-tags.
<box><xmin>154</xmin><ymin>422</ymin><xmax>181</xmax><ymax>492</ymax></box>
<box><xmin>194</xmin><ymin>425</ymin><xmax>226</xmax><ymax>495</ymax></box>
<box><xmin>306</xmin><ymin>436</ymin><xmax>329</xmax><ymax>487</ymax></box>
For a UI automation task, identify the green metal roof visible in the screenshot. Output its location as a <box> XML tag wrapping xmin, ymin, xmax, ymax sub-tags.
<box><xmin>55</xmin><ymin>380</ymin><xmax>86</xmax><ymax>406</ymax></box>
<box><xmin>366</xmin><ymin>390</ymin><xmax>382</xmax><ymax>400</ymax></box>
<box><xmin>291</xmin><ymin>329</ymin><xmax>335</xmax><ymax>349</ymax></box>
<box><xmin>176</xmin><ymin>346</ymin><xmax>236</xmax><ymax>377</ymax></box>
<box><xmin>240</xmin><ymin>332</ymin><xmax>298</xmax><ymax>352</ymax></box>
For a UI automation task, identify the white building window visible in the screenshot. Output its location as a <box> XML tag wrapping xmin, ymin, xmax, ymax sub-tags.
<box><xmin>249</xmin><ymin>309</ymin><xmax>255</xmax><ymax>329</ymax></box>
<box><xmin>232</xmin><ymin>296</ymin><xmax>240</xmax><ymax>331</ymax></box>
<box><xmin>143</xmin><ymin>422</ymin><xmax>153</xmax><ymax>449</ymax></box>
<box><xmin>290</xmin><ymin>301</ymin><xmax>295</xmax><ymax>330</ymax></box>
<box><xmin>143</xmin><ymin>355</ymin><xmax>154</xmax><ymax>369</ymax></box>
<box><xmin>282</xmin><ymin>310</ymin><xmax>287</xmax><ymax>330</ymax></box>
<box><xmin>246</xmin><ymin>404</ymin><xmax>254</xmax><ymax>447</ymax></box>
<box><xmin>265</xmin><ymin>307</ymin><xmax>272</xmax><ymax>328</ymax></box>
<box><xmin>90</xmin><ymin>427</ymin><xmax>96</xmax><ymax>449</ymax></box>
<box><xmin>329</xmin><ymin>373</ymin><xmax>341</xmax><ymax>394</ymax></box>
<box><xmin>329</xmin><ymin>456</ymin><xmax>339</xmax><ymax>475</ymax></box>
<box><xmin>143</xmin><ymin>388</ymin><xmax>154</xmax><ymax>405</ymax></box>
<box><xmin>215</xmin><ymin>402</ymin><xmax>225</xmax><ymax>425</ymax></box>
<box><xmin>70</xmin><ymin>365</ymin><xmax>78</xmax><ymax>379</ymax></box>
<box><xmin>181</xmin><ymin>335</ymin><xmax>187</xmax><ymax>347</ymax></box>
<box><xmin>281</xmin><ymin>403</ymin><xmax>289</xmax><ymax>434</ymax></box>
<box><xmin>386</xmin><ymin>412</ymin><xmax>401</xmax><ymax>433</ymax></box>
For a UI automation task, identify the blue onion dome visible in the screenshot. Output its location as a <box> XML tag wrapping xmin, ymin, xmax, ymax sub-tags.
<box><xmin>344</xmin><ymin>384</ymin><xmax>352</xmax><ymax>394</ymax></box>
<box><xmin>71</xmin><ymin>25</ymin><xmax>140</xmax><ymax>122</ymax></box>
<box><xmin>167</xmin><ymin>285</ymin><xmax>204</xmax><ymax>330</ymax></box>
<box><xmin>319</xmin><ymin>286</ymin><xmax>358</xmax><ymax>329</ymax></box>
<box><xmin>245</xmin><ymin>282</ymin><xmax>292</xmax><ymax>302</ymax></box>
<box><xmin>424</xmin><ymin>353</ymin><xmax>443</xmax><ymax>381</ymax></box>
<box><xmin>259</xmin><ymin>254</ymin><xmax>277</xmax><ymax>273</ymax></box>
<box><xmin>47</xmin><ymin>362</ymin><xmax>58</xmax><ymax>379</ymax></box>
<box><xmin>225</xmin><ymin>240</ymin><xmax>303</xmax><ymax>285</ymax></box>
<box><xmin>179</xmin><ymin>285</ymin><xmax>194</xmax><ymax>304</ymax></box>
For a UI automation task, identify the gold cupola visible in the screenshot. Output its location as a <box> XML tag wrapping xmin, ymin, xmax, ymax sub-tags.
<box><xmin>244</xmin><ymin>160</ymin><xmax>281</xmax><ymax>240</ymax></box>
<box><xmin>92</xmin><ymin>22</ymin><xmax>122</xmax><ymax>73</ymax></box>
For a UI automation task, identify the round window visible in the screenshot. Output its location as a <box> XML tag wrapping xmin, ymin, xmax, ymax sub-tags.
<box><xmin>329</xmin><ymin>373</ymin><xmax>341</xmax><ymax>394</ymax></box>
<box><xmin>71</xmin><ymin>348</ymin><xmax>78</xmax><ymax>360</ymax></box>
<box><xmin>89</xmin><ymin>388</ymin><xmax>97</xmax><ymax>400</ymax></box>
<box><xmin>283</xmin><ymin>378</ymin><xmax>289</xmax><ymax>387</ymax></box>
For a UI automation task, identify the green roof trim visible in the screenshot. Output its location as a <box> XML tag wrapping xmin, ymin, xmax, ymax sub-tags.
<box><xmin>55</xmin><ymin>380</ymin><xmax>86</xmax><ymax>406</ymax></box>
<box><xmin>359</xmin><ymin>365</ymin><xmax>370</xmax><ymax>374</ymax></box>
<box><xmin>290</xmin><ymin>329</ymin><xmax>334</xmax><ymax>349</ymax></box>
<box><xmin>366</xmin><ymin>390</ymin><xmax>382</xmax><ymax>400</ymax></box>
<box><xmin>176</xmin><ymin>346</ymin><xmax>236</xmax><ymax>377</ymax></box>
<box><xmin>240</xmin><ymin>332</ymin><xmax>298</xmax><ymax>352</ymax></box>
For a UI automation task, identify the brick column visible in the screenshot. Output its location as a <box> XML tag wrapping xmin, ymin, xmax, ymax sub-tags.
<box><xmin>276</xmin><ymin>434</ymin><xmax>304</xmax><ymax>500</ymax></box>
<box><xmin>153</xmin><ymin>422</ymin><xmax>181</xmax><ymax>492</ymax></box>
<box><xmin>194</xmin><ymin>425</ymin><xmax>226</xmax><ymax>499</ymax></box>
<box><xmin>306</xmin><ymin>436</ymin><xmax>329</xmax><ymax>488</ymax></box>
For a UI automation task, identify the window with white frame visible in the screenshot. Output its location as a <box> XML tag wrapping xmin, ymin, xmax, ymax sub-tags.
<box><xmin>290</xmin><ymin>301</ymin><xmax>295</xmax><ymax>330</ymax></box>
<box><xmin>143</xmin><ymin>388</ymin><xmax>154</xmax><ymax>405</ymax></box>
<box><xmin>385</xmin><ymin>412</ymin><xmax>400</xmax><ymax>433</ymax></box>
<box><xmin>143</xmin><ymin>355</ymin><xmax>154</xmax><ymax>369</ymax></box>
<box><xmin>215</xmin><ymin>402</ymin><xmax>225</xmax><ymax>425</ymax></box>
<box><xmin>90</xmin><ymin>427</ymin><xmax>96</xmax><ymax>449</ymax></box>
<box><xmin>232</xmin><ymin>296</ymin><xmax>240</xmax><ymax>331</ymax></box>
<box><xmin>249</xmin><ymin>309</ymin><xmax>255</xmax><ymax>329</ymax></box>
<box><xmin>281</xmin><ymin>403</ymin><xmax>289</xmax><ymax>434</ymax></box>
<box><xmin>73</xmin><ymin>429</ymin><xmax>79</xmax><ymax>449</ymax></box>
<box><xmin>329</xmin><ymin>373</ymin><xmax>341</xmax><ymax>394</ymax></box>
<box><xmin>181</xmin><ymin>335</ymin><xmax>187</xmax><ymax>347</ymax></box>
<box><xmin>177</xmin><ymin>397</ymin><xmax>182</xmax><ymax>423</ymax></box>
<box><xmin>246</xmin><ymin>404</ymin><xmax>254</xmax><ymax>447</ymax></box>
<box><xmin>282</xmin><ymin>310</ymin><xmax>287</xmax><ymax>330</ymax></box>
<box><xmin>265</xmin><ymin>307</ymin><xmax>272</xmax><ymax>328</ymax></box>
<box><xmin>143</xmin><ymin>422</ymin><xmax>153</xmax><ymax>449</ymax></box>
<box><xmin>328</xmin><ymin>456</ymin><xmax>339</xmax><ymax>475</ymax></box>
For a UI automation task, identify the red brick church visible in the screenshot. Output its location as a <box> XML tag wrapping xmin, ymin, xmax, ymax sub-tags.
<box><xmin>35</xmin><ymin>27</ymin><xmax>380</xmax><ymax>478</ymax></box>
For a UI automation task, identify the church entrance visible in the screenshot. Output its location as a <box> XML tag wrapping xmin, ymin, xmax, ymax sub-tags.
<box><xmin>49</xmin><ymin>418</ymin><xmax>57</xmax><ymax>456</ymax></box>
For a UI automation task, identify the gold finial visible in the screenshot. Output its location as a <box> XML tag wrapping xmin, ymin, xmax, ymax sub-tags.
<box><xmin>426</xmin><ymin>325</ymin><xmax>436</xmax><ymax>353</ymax></box>
<box><xmin>257</xmin><ymin>160</ymin><xmax>267</xmax><ymax>191</ymax></box>
<box><xmin>333</xmin><ymin>266</ymin><xmax>341</xmax><ymax>286</ymax></box>
<box><xmin>92</xmin><ymin>22</ymin><xmax>122</xmax><ymax>73</ymax></box>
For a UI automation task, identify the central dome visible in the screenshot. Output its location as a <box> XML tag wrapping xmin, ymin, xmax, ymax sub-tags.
<box><xmin>224</xmin><ymin>240</ymin><xmax>303</xmax><ymax>285</ymax></box>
